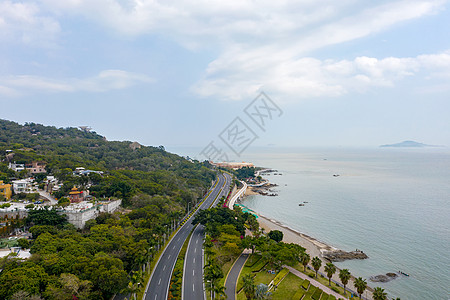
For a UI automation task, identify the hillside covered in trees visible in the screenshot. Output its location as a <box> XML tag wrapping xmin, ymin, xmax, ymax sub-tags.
<box><xmin>0</xmin><ymin>119</ymin><xmax>215</xmax><ymax>204</ymax></box>
<box><xmin>0</xmin><ymin>119</ymin><xmax>216</xmax><ymax>299</ymax></box>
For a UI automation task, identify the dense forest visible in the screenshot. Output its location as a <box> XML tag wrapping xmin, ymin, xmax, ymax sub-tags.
<box><xmin>0</xmin><ymin>119</ymin><xmax>217</xmax><ymax>299</ymax></box>
<box><xmin>0</xmin><ymin>119</ymin><xmax>215</xmax><ymax>204</ymax></box>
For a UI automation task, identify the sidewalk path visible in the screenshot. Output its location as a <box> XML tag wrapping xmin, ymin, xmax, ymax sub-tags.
<box><xmin>225</xmin><ymin>252</ymin><xmax>250</xmax><ymax>300</ymax></box>
<box><xmin>284</xmin><ymin>266</ymin><xmax>345</xmax><ymax>299</ymax></box>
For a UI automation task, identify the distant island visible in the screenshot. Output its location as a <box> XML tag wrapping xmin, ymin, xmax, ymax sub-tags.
<box><xmin>380</xmin><ymin>140</ymin><xmax>439</xmax><ymax>148</ymax></box>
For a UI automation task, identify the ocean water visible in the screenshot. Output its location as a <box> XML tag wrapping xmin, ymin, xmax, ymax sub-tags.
<box><xmin>237</xmin><ymin>148</ymin><xmax>450</xmax><ymax>300</ymax></box>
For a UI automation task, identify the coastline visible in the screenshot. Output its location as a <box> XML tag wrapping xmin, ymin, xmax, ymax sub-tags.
<box><xmin>240</xmin><ymin>186</ymin><xmax>375</xmax><ymax>299</ymax></box>
<box><xmin>243</xmin><ymin>186</ymin><xmax>337</xmax><ymax>257</ymax></box>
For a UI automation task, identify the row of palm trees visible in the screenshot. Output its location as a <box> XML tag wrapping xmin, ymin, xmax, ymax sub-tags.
<box><xmin>298</xmin><ymin>252</ymin><xmax>391</xmax><ymax>300</ymax></box>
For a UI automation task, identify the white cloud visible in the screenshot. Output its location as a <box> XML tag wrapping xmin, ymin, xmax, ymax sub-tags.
<box><xmin>0</xmin><ymin>1</ymin><xmax>60</xmax><ymax>47</ymax></box>
<box><xmin>192</xmin><ymin>51</ymin><xmax>450</xmax><ymax>101</ymax></box>
<box><xmin>2</xmin><ymin>0</ymin><xmax>447</xmax><ymax>100</ymax></box>
<box><xmin>0</xmin><ymin>70</ymin><xmax>154</xmax><ymax>97</ymax></box>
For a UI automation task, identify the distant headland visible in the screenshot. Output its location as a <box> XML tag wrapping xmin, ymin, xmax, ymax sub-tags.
<box><xmin>380</xmin><ymin>140</ymin><xmax>441</xmax><ymax>148</ymax></box>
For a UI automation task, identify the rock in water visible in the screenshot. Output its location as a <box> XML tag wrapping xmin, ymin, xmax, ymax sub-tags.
<box><xmin>322</xmin><ymin>250</ymin><xmax>368</xmax><ymax>262</ymax></box>
<box><xmin>370</xmin><ymin>273</ymin><xmax>398</xmax><ymax>283</ymax></box>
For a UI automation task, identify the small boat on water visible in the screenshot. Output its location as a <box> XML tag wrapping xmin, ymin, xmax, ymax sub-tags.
<box><xmin>298</xmin><ymin>203</ymin><xmax>305</xmax><ymax>206</ymax></box>
<box><xmin>303</xmin><ymin>201</ymin><xmax>309</xmax><ymax>203</ymax></box>
<box><xmin>399</xmin><ymin>271</ymin><xmax>409</xmax><ymax>276</ymax></box>
<box><xmin>333</xmin><ymin>174</ymin><xmax>340</xmax><ymax>177</ymax></box>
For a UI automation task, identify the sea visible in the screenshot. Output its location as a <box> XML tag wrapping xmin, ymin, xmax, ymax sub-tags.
<box><xmin>170</xmin><ymin>146</ymin><xmax>450</xmax><ymax>300</ymax></box>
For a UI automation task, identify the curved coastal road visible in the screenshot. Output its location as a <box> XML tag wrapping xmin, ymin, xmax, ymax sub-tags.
<box><xmin>144</xmin><ymin>173</ymin><xmax>227</xmax><ymax>300</ymax></box>
<box><xmin>182</xmin><ymin>172</ymin><xmax>232</xmax><ymax>300</ymax></box>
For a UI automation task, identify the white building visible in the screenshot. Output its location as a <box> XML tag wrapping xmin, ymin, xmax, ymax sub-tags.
<box><xmin>8</xmin><ymin>162</ymin><xmax>25</xmax><ymax>172</ymax></box>
<box><xmin>60</xmin><ymin>200</ymin><xmax>122</xmax><ymax>228</ymax></box>
<box><xmin>12</xmin><ymin>179</ymin><xmax>36</xmax><ymax>194</ymax></box>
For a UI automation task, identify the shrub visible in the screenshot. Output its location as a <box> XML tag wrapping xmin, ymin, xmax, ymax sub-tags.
<box><xmin>272</xmin><ymin>268</ymin><xmax>289</xmax><ymax>286</ymax></box>
<box><xmin>331</xmin><ymin>286</ymin><xmax>340</xmax><ymax>293</ymax></box>
<box><xmin>292</xmin><ymin>287</ymin><xmax>306</xmax><ymax>300</ymax></box>
<box><xmin>312</xmin><ymin>287</ymin><xmax>323</xmax><ymax>300</ymax></box>
<box><xmin>301</xmin><ymin>279</ymin><xmax>310</xmax><ymax>290</ymax></box>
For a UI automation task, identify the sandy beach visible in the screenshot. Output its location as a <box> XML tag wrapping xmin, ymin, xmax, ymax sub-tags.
<box><xmin>257</xmin><ymin>214</ymin><xmax>335</xmax><ymax>258</ymax></box>
<box><xmin>237</xmin><ymin>187</ymin><xmax>375</xmax><ymax>299</ymax></box>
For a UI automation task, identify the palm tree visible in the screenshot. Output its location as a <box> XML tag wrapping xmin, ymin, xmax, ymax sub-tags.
<box><xmin>213</xmin><ymin>284</ymin><xmax>227</xmax><ymax>299</ymax></box>
<box><xmin>255</xmin><ymin>283</ymin><xmax>271</xmax><ymax>299</ymax></box>
<box><xmin>300</xmin><ymin>252</ymin><xmax>310</xmax><ymax>272</ymax></box>
<box><xmin>373</xmin><ymin>287</ymin><xmax>387</xmax><ymax>300</ymax></box>
<box><xmin>324</xmin><ymin>263</ymin><xmax>336</xmax><ymax>286</ymax></box>
<box><xmin>311</xmin><ymin>257</ymin><xmax>322</xmax><ymax>278</ymax></box>
<box><xmin>338</xmin><ymin>269</ymin><xmax>351</xmax><ymax>295</ymax></box>
<box><xmin>242</xmin><ymin>274</ymin><xmax>255</xmax><ymax>299</ymax></box>
<box><xmin>354</xmin><ymin>277</ymin><xmax>367</xmax><ymax>299</ymax></box>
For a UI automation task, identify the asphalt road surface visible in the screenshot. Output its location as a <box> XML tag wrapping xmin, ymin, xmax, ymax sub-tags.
<box><xmin>224</xmin><ymin>253</ymin><xmax>249</xmax><ymax>300</ymax></box>
<box><xmin>182</xmin><ymin>172</ymin><xmax>232</xmax><ymax>300</ymax></box>
<box><xmin>143</xmin><ymin>172</ymin><xmax>227</xmax><ymax>300</ymax></box>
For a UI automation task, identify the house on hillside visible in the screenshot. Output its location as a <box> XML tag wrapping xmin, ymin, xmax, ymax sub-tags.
<box><xmin>25</xmin><ymin>161</ymin><xmax>46</xmax><ymax>174</ymax></box>
<box><xmin>8</xmin><ymin>162</ymin><xmax>25</xmax><ymax>172</ymax></box>
<box><xmin>73</xmin><ymin>167</ymin><xmax>103</xmax><ymax>176</ymax></box>
<box><xmin>11</xmin><ymin>179</ymin><xmax>36</xmax><ymax>194</ymax></box>
<box><xmin>0</xmin><ymin>181</ymin><xmax>12</xmax><ymax>200</ymax></box>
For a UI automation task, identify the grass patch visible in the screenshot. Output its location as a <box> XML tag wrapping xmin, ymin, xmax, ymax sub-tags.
<box><xmin>251</xmin><ymin>257</ymin><xmax>268</xmax><ymax>272</ymax></box>
<box><xmin>244</xmin><ymin>253</ymin><xmax>261</xmax><ymax>267</ymax></box>
<box><xmin>291</xmin><ymin>263</ymin><xmax>352</xmax><ymax>299</ymax></box>
<box><xmin>271</xmin><ymin>272</ymin><xmax>303</xmax><ymax>300</ymax></box>
<box><xmin>254</xmin><ymin>269</ymin><xmax>277</xmax><ymax>286</ymax></box>
<box><xmin>301</xmin><ymin>279</ymin><xmax>310</xmax><ymax>290</ymax></box>
<box><xmin>272</xmin><ymin>268</ymin><xmax>289</xmax><ymax>287</ymax></box>
<box><xmin>311</xmin><ymin>287</ymin><xmax>323</xmax><ymax>300</ymax></box>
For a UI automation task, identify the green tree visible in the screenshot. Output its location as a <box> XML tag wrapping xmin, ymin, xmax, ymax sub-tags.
<box><xmin>373</xmin><ymin>287</ymin><xmax>387</xmax><ymax>300</ymax></box>
<box><xmin>17</xmin><ymin>238</ymin><xmax>30</xmax><ymax>249</ymax></box>
<box><xmin>311</xmin><ymin>256</ymin><xmax>322</xmax><ymax>278</ymax></box>
<box><xmin>255</xmin><ymin>283</ymin><xmax>271</xmax><ymax>299</ymax></box>
<box><xmin>300</xmin><ymin>252</ymin><xmax>310</xmax><ymax>272</ymax></box>
<box><xmin>268</xmin><ymin>230</ymin><xmax>283</xmax><ymax>243</ymax></box>
<box><xmin>0</xmin><ymin>263</ymin><xmax>49</xmax><ymax>299</ymax></box>
<box><xmin>338</xmin><ymin>269</ymin><xmax>351</xmax><ymax>296</ymax></box>
<box><xmin>204</xmin><ymin>260</ymin><xmax>224</xmax><ymax>300</ymax></box>
<box><xmin>57</xmin><ymin>197</ymin><xmax>70</xmax><ymax>207</ymax></box>
<box><xmin>242</xmin><ymin>274</ymin><xmax>255</xmax><ymax>299</ymax></box>
<box><xmin>27</xmin><ymin>208</ymin><xmax>67</xmax><ymax>226</ymax></box>
<box><xmin>354</xmin><ymin>277</ymin><xmax>367</xmax><ymax>299</ymax></box>
<box><xmin>44</xmin><ymin>273</ymin><xmax>93</xmax><ymax>300</ymax></box>
<box><xmin>324</xmin><ymin>262</ymin><xmax>336</xmax><ymax>286</ymax></box>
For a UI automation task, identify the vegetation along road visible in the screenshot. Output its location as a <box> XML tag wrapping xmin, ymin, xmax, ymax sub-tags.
<box><xmin>144</xmin><ymin>172</ymin><xmax>229</xmax><ymax>300</ymax></box>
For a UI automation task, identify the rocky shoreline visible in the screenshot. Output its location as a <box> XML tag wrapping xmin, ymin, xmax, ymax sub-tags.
<box><xmin>248</xmin><ymin>183</ymin><xmax>278</xmax><ymax>196</ymax></box>
<box><xmin>322</xmin><ymin>249</ymin><xmax>369</xmax><ymax>262</ymax></box>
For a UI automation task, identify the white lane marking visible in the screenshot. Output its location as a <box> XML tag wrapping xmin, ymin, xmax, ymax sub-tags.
<box><xmin>193</xmin><ymin>283</ymin><xmax>195</xmax><ymax>292</ymax></box>
<box><xmin>178</xmin><ymin>237</ymin><xmax>180</xmax><ymax>241</ymax></box>
<box><xmin>193</xmin><ymin>269</ymin><xmax>195</xmax><ymax>276</ymax></box>
<box><xmin>196</xmin><ymin>239</ymin><xmax>198</xmax><ymax>244</ymax></box>
<box><xmin>173</xmin><ymin>246</ymin><xmax>175</xmax><ymax>249</ymax></box>
<box><xmin>158</xmin><ymin>278</ymin><xmax>161</xmax><ymax>285</ymax></box>
<box><xmin>193</xmin><ymin>258</ymin><xmax>195</xmax><ymax>264</ymax></box>
<box><xmin>163</xmin><ymin>265</ymin><xmax>166</xmax><ymax>271</ymax></box>
<box><xmin>154</xmin><ymin>294</ymin><xmax>157</xmax><ymax>300</ymax></box>
<box><xmin>194</xmin><ymin>248</ymin><xmax>197</xmax><ymax>253</ymax></box>
<box><xmin>168</xmin><ymin>255</ymin><xmax>171</xmax><ymax>259</ymax></box>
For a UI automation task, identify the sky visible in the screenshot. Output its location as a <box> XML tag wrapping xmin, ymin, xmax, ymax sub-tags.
<box><xmin>0</xmin><ymin>0</ymin><xmax>449</xmax><ymax>158</ymax></box>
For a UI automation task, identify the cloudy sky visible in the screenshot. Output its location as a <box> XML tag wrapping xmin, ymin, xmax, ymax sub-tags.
<box><xmin>1</xmin><ymin>0</ymin><xmax>449</xmax><ymax>153</ymax></box>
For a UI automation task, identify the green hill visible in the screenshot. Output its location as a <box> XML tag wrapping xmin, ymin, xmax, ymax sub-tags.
<box><xmin>0</xmin><ymin>119</ymin><xmax>215</xmax><ymax>204</ymax></box>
